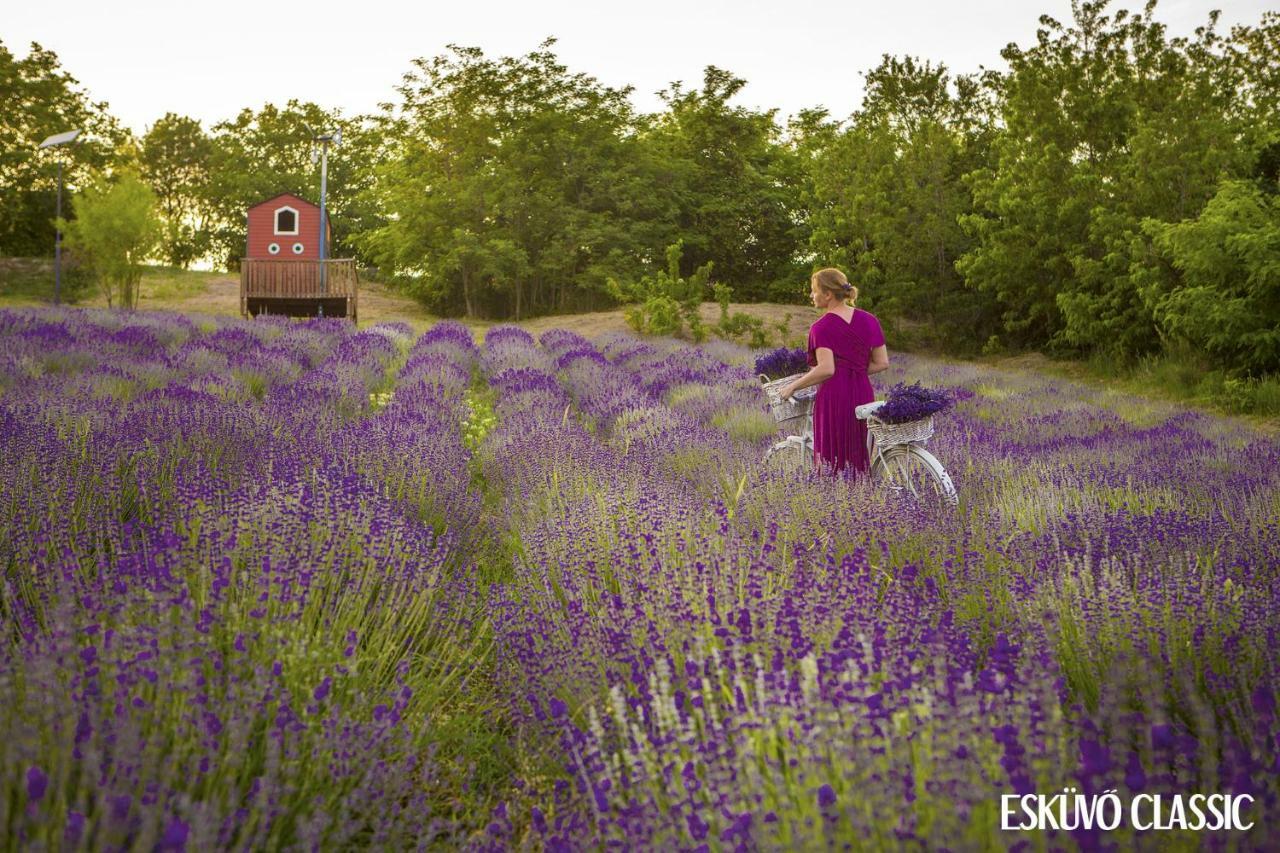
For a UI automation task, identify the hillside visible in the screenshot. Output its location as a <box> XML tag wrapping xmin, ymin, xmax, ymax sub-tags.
<box><xmin>4</xmin><ymin>259</ymin><xmax>1276</xmax><ymax>431</ymax></box>
<box><xmin>0</xmin><ymin>259</ymin><xmax>816</xmax><ymax>341</ymax></box>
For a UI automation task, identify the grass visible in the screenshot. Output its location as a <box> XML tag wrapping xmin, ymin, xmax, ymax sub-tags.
<box><xmin>0</xmin><ymin>258</ymin><xmax>442</xmax><ymax>331</ymax></box>
<box><xmin>0</xmin><ymin>257</ymin><xmax>96</xmax><ymax>306</ymax></box>
<box><xmin>1</xmin><ymin>259</ymin><xmax>223</xmax><ymax>309</ymax></box>
<box><xmin>987</xmin><ymin>350</ymin><xmax>1280</xmax><ymax>432</ymax></box>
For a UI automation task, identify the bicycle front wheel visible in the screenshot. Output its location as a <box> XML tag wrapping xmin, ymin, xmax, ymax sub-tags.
<box><xmin>872</xmin><ymin>444</ymin><xmax>958</xmax><ymax>510</ymax></box>
<box><xmin>763</xmin><ymin>437</ymin><xmax>813</xmax><ymax>477</ymax></box>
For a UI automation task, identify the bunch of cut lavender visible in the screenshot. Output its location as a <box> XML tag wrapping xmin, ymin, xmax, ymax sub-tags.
<box><xmin>875</xmin><ymin>382</ymin><xmax>953</xmax><ymax>424</ymax></box>
<box><xmin>754</xmin><ymin>347</ymin><xmax>807</xmax><ymax>380</ymax></box>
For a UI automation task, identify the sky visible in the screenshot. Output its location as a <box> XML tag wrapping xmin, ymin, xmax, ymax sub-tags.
<box><xmin>4</xmin><ymin>0</ymin><xmax>1273</xmax><ymax>134</ymax></box>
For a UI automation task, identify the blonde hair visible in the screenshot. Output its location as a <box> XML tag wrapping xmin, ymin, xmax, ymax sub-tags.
<box><xmin>812</xmin><ymin>268</ymin><xmax>857</xmax><ymax>305</ymax></box>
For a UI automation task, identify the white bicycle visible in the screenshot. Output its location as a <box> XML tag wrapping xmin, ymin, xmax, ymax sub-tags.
<box><xmin>760</xmin><ymin>374</ymin><xmax>958</xmax><ymax>509</ymax></box>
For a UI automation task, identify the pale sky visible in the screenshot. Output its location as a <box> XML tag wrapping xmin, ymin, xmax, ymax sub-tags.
<box><xmin>4</xmin><ymin>0</ymin><xmax>1272</xmax><ymax>134</ymax></box>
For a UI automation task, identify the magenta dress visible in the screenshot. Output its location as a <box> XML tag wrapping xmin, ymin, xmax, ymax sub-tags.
<box><xmin>806</xmin><ymin>308</ymin><xmax>885</xmax><ymax>475</ymax></box>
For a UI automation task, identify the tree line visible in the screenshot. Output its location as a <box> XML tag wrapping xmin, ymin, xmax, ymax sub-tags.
<box><xmin>2</xmin><ymin>1</ymin><xmax>1278</xmax><ymax>378</ymax></box>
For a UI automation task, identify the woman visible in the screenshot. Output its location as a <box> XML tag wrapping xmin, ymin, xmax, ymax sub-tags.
<box><xmin>781</xmin><ymin>268</ymin><xmax>889</xmax><ymax>476</ymax></box>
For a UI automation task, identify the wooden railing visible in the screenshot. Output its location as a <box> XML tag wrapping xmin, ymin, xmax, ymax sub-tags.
<box><xmin>240</xmin><ymin>258</ymin><xmax>358</xmax><ymax>320</ymax></box>
<box><xmin>240</xmin><ymin>258</ymin><xmax>357</xmax><ymax>298</ymax></box>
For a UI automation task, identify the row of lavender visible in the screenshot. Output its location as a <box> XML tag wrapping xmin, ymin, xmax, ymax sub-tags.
<box><xmin>475</xmin><ymin>327</ymin><xmax>1280</xmax><ymax>849</ymax></box>
<box><xmin>0</xmin><ymin>309</ymin><xmax>489</xmax><ymax>848</ymax></box>
<box><xmin>3</xmin><ymin>308</ymin><xmax>1276</xmax><ymax>848</ymax></box>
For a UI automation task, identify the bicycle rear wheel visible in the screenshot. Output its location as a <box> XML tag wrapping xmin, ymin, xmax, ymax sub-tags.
<box><xmin>763</xmin><ymin>437</ymin><xmax>813</xmax><ymax>476</ymax></box>
<box><xmin>871</xmin><ymin>444</ymin><xmax>958</xmax><ymax>509</ymax></box>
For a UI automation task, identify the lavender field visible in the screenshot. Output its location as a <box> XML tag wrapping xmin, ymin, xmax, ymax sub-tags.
<box><xmin>1</xmin><ymin>307</ymin><xmax>1277</xmax><ymax>851</ymax></box>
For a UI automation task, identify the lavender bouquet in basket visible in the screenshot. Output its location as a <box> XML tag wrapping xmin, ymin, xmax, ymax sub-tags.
<box><xmin>875</xmin><ymin>382</ymin><xmax>954</xmax><ymax>424</ymax></box>
<box><xmin>755</xmin><ymin>347</ymin><xmax>808</xmax><ymax>380</ymax></box>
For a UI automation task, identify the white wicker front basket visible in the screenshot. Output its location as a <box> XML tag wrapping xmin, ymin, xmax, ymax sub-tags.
<box><xmin>759</xmin><ymin>372</ymin><xmax>811</xmax><ymax>429</ymax></box>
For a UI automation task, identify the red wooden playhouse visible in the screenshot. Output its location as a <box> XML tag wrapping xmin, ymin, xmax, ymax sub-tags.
<box><xmin>239</xmin><ymin>192</ymin><xmax>358</xmax><ymax>322</ymax></box>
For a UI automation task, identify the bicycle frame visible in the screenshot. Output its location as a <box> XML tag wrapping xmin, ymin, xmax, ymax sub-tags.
<box><xmin>762</xmin><ymin>387</ymin><xmax>957</xmax><ymax>506</ymax></box>
<box><xmin>765</xmin><ymin>398</ymin><xmax>887</xmax><ymax>468</ymax></box>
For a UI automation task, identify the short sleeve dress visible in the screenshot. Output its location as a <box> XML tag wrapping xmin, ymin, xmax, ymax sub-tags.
<box><xmin>806</xmin><ymin>308</ymin><xmax>885</xmax><ymax>475</ymax></box>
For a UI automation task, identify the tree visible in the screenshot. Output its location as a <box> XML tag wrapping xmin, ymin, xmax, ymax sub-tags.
<box><xmin>644</xmin><ymin>67</ymin><xmax>808</xmax><ymax>300</ymax></box>
<box><xmin>202</xmin><ymin>101</ymin><xmax>381</xmax><ymax>270</ymax></box>
<box><xmin>1135</xmin><ymin>180</ymin><xmax>1280</xmax><ymax>375</ymax></box>
<box><xmin>63</xmin><ymin>171</ymin><xmax>160</xmax><ymax>310</ymax></box>
<box><xmin>139</xmin><ymin>113</ymin><xmax>212</xmax><ymax>267</ymax></box>
<box><xmin>957</xmin><ymin>1</ymin><xmax>1249</xmax><ymax>355</ymax></box>
<box><xmin>805</xmin><ymin>56</ymin><xmax>998</xmax><ymax>350</ymax></box>
<box><xmin>361</xmin><ymin>40</ymin><xmax>660</xmax><ymax>319</ymax></box>
<box><xmin>0</xmin><ymin>40</ymin><xmax>128</xmax><ymax>256</ymax></box>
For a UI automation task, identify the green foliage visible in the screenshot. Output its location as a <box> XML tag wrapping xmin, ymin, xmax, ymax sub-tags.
<box><xmin>711</xmin><ymin>281</ymin><xmax>771</xmax><ymax>348</ymax></box>
<box><xmin>0</xmin><ymin>256</ymin><xmax>94</xmax><ymax>305</ymax></box>
<box><xmin>359</xmin><ymin>41</ymin><xmax>660</xmax><ymax>320</ymax></box>
<box><xmin>1065</xmin><ymin>343</ymin><xmax>1280</xmax><ymax>417</ymax></box>
<box><xmin>462</xmin><ymin>388</ymin><xmax>499</xmax><ymax>452</ymax></box>
<box><xmin>645</xmin><ymin>67</ymin><xmax>809</xmax><ymax>299</ymax></box>
<box><xmin>61</xmin><ymin>170</ymin><xmax>160</xmax><ymax>309</ymax></box>
<box><xmin>804</xmin><ymin>56</ymin><xmax>999</xmax><ymax>353</ymax></box>
<box><xmin>202</xmin><ymin>101</ymin><xmax>382</xmax><ymax>269</ymax></box>
<box><xmin>1136</xmin><ymin>179</ymin><xmax>1280</xmax><ymax>376</ymax></box>
<box><xmin>958</xmin><ymin>3</ymin><xmax>1261</xmax><ymax>357</ymax></box>
<box><xmin>139</xmin><ymin>113</ymin><xmax>213</xmax><ymax>268</ymax></box>
<box><xmin>608</xmin><ymin>241</ymin><xmax>711</xmax><ymax>341</ymax></box>
<box><xmin>0</xmin><ymin>40</ymin><xmax>129</xmax><ymax>257</ymax></box>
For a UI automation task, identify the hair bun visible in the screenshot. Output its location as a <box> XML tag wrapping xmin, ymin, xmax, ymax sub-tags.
<box><xmin>841</xmin><ymin>282</ymin><xmax>853</xmax><ymax>292</ymax></box>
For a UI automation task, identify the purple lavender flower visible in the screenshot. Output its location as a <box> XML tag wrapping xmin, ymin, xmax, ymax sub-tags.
<box><xmin>159</xmin><ymin>817</ymin><xmax>189</xmax><ymax>851</ymax></box>
<box><xmin>26</xmin><ymin>766</ymin><xmax>47</xmax><ymax>802</ymax></box>
<box><xmin>754</xmin><ymin>347</ymin><xmax>808</xmax><ymax>380</ymax></box>
<box><xmin>874</xmin><ymin>382</ymin><xmax>954</xmax><ymax>424</ymax></box>
<box><xmin>64</xmin><ymin>811</ymin><xmax>86</xmax><ymax>845</ymax></box>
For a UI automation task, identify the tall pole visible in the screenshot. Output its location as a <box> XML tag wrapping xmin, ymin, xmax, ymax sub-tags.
<box><xmin>38</xmin><ymin>129</ymin><xmax>82</xmax><ymax>305</ymax></box>
<box><xmin>318</xmin><ymin>140</ymin><xmax>328</xmax><ymax>295</ymax></box>
<box><xmin>54</xmin><ymin>159</ymin><xmax>63</xmax><ymax>305</ymax></box>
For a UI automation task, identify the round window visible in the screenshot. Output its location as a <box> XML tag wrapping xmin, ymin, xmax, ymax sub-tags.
<box><xmin>267</xmin><ymin>242</ymin><xmax>280</xmax><ymax>255</ymax></box>
<box><xmin>292</xmin><ymin>242</ymin><xmax>305</xmax><ymax>255</ymax></box>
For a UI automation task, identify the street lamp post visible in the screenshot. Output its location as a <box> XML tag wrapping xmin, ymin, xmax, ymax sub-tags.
<box><xmin>311</xmin><ymin>128</ymin><xmax>341</xmax><ymax>295</ymax></box>
<box><xmin>38</xmin><ymin>129</ymin><xmax>83</xmax><ymax>305</ymax></box>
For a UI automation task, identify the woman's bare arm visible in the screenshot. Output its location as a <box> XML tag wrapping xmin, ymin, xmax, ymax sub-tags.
<box><xmin>867</xmin><ymin>345</ymin><xmax>889</xmax><ymax>375</ymax></box>
<box><xmin>781</xmin><ymin>348</ymin><xmax>834</xmax><ymax>399</ymax></box>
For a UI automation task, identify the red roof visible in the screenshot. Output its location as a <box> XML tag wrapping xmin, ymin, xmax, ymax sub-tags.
<box><xmin>246</xmin><ymin>191</ymin><xmax>318</xmax><ymax>212</ymax></box>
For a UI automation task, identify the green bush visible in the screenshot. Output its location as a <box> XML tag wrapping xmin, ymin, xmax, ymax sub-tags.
<box><xmin>711</xmin><ymin>282</ymin><xmax>771</xmax><ymax>348</ymax></box>
<box><xmin>1210</xmin><ymin>375</ymin><xmax>1280</xmax><ymax>416</ymax></box>
<box><xmin>608</xmin><ymin>241</ymin><xmax>710</xmax><ymax>342</ymax></box>
<box><xmin>1252</xmin><ymin>376</ymin><xmax>1280</xmax><ymax>416</ymax></box>
<box><xmin>1137</xmin><ymin>180</ymin><xmax>1280</xmax><ymax>376</ymax></box>
<box><xmin>61</xmin><ymin>170</ymin><xmax>161</xmax><ymax>310</ymax></box>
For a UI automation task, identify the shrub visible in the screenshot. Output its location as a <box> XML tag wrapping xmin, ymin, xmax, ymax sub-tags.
<box><xmin>608</xmin><ymin>241</ymin><xmax>710</xmax><ymax>342</ymax></box>
<box><xmin>61</xmin><ymin>170</ymin><xmax>161</xmax><ymax>310</ymax></box>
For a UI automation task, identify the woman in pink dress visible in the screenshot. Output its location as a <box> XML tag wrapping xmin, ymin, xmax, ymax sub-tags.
<box><xmin>780</xmin><ymin>268</ymin><xmax>890</xmax><ymax>476</ymax></box>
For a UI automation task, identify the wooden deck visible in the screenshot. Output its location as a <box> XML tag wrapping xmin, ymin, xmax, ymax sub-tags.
<box><xmin>240</xmin><ymin>259</ymin><xmax>358</xmax><ymax>322</ymax></box>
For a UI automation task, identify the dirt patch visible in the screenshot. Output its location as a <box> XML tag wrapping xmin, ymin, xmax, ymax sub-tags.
<box><xmin>356</xmin><ymin>282</ymin><xmax>439</xmax><ymax>331</ymax></box>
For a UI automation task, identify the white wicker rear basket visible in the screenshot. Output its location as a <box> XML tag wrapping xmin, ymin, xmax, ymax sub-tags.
<box><xmin>866</xmin><ymin>415</ymin><xmax>934</xmax><ymax>448</ymax></box>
